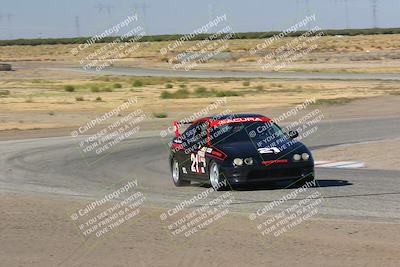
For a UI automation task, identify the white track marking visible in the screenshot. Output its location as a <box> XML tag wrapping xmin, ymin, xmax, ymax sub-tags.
<box><xmin>315</xmin><ymin>161</ymin><xmax>365</xmax><ymax>169</ymax></box>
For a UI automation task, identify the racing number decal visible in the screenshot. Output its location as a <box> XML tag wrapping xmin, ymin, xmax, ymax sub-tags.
<box><xmin>190</xmin><ymin>152</ymin><xmax>206</xmax><ymax>174</ymax></box>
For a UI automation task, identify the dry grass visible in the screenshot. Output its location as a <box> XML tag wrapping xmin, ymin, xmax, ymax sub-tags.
<box><xmin>0</xmin><ymin>66</ymin><xmax>399</xmax><ymax>131</ymax></box>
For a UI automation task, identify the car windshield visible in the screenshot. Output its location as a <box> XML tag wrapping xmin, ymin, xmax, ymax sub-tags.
<box><xmin>210</xmin><ymin>121</ymin><xmax>287</xmax><ymax>145</ymax></box>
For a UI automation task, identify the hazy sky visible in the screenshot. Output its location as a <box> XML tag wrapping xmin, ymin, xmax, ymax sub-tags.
<box><xmin>0</xmin><ymin>0</ymin><xmax>399</xmax><ymax>40</ymax></box>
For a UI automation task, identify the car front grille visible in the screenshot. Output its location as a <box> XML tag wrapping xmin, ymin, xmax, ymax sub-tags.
<box><xmin>248</xmin><ymin>167</ymin><xmax>304</xmax><ymax>180</ymax></box>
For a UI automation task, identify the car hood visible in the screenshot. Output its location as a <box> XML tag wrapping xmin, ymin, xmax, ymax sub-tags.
<box><xmin>212</xmin><ymin>139</ymin><xmax>311</xmax><ymax>160</ymax></box>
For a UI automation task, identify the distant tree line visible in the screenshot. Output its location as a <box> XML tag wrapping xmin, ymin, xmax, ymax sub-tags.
<box><xmin>0</xmin><ymin>27</ymin><xmax>399</xmax><ymax>46</ymax></box>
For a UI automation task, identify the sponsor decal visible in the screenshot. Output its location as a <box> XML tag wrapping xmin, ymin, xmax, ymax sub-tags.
<box><xmin>258</xmin><ymin>147</ymin><xmax>281</xmax><ymax>154</ymax></box>
<box><xmin>211</xmin><ymin>117</ymin><xmax>270</xmax><ymax>126</ymax></box>
<box><xmin>208</xmin><ymin>146</ymin><xmax>227</xmax><ymax>160</ymax></box>
<box><xmin>262</xmin><ymin>159</ymin><xmax>288</xmax><ymax>165</ymax></box>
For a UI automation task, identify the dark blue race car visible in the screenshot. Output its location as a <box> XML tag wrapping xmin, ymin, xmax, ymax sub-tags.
<box><xmin>169</xmin><ymin>114</ymin><xmax>314</xmax><ymax>190</ymax></box>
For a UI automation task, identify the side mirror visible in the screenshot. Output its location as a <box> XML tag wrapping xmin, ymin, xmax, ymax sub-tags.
<box><xmin>172</xmin><ymin>137</ymin><xmax>183</xmax><ymax>144</ymax></box>
<box><xmin>288</xmin><ymin>130</ymin><xmax>299</xmax><ymax>139</ymax></box>
<box><xmin>170</xmin><ymin>137</ymin><xmax>184</xmax><ymax>151</ymax></box>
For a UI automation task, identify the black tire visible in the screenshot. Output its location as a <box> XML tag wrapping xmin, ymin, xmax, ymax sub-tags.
<box><xmin>171</xmin><ymin>158</ymin><xmax>190</xmax><ymax>187</ymax></box>
<box><xmin>208</xmin><ymin>160</ymin><xmax>228</xmax><ymax>191</ymax></box>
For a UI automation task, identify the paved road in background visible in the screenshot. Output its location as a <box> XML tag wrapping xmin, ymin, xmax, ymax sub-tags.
<box><xmin>50</xmin><ymin>66</ymin><xmax>400</xmax><ymax>80</ymax></box>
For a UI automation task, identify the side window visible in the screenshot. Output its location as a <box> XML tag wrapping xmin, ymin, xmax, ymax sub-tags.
<box><xmin>180</xmin><ymin>123</ymin><xmax>199</xmax><ymax>149</ymax></box>
<box><xmin>181</xmin><ymin>121</ymin><xmax>208</xmax><ymax>148</ymax></box>
<box><xmin>182</xmin><ymin>123</ymin><xmax>198</xmax><ymax>141</ymax></box>
<box><xmin>194</xmin><ymin>121</ymin><xmax>209</xmax><ymax>146</ymax></box>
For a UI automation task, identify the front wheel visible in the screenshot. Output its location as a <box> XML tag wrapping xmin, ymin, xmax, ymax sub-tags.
<box><xmin>209</xmin><ymin>161</ymin><xmax>228</xmax><ymax>191</ymax></box>
<box><xmin>171</xmin><ymin>159</ymin><xmax>190</xmax><ymax>186</ymax></box>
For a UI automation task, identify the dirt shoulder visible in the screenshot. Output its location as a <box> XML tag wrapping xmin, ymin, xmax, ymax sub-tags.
<box><xmin>1</xmin><ymin>192</ymin><xmax>399</xmax><ymax>267</ymax></box>
<box><xmin>314</xmin><ymin>138</ymin><xmax>400</xmax><ymax>171</ymax></box>
<box><xmin>0</xmin><ymin>93</ymin><xmax>399</xmax><ymax>141</ymax></box>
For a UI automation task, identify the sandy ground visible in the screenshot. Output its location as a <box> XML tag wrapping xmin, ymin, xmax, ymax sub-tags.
<box><xmin>313</xmin><ymin>138</ymin><xmax>400</xmax><ymax>171</ymax></box>
<box><xmin>0</xmin><ymin>192</ymin><xmax>399</xmax><ymax>267</ymax></box>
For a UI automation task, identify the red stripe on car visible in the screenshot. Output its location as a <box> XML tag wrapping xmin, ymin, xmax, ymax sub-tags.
<box><xmin>262</xmin><ymin>159</ymin><xmax>288</xmax><ymax>165</ymax></box>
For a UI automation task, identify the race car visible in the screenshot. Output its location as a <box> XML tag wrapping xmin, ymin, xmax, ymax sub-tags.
<box><xmin>169</xmin><ymin>114</ymin><xmax>314</xmax><ymax>190</ymax></box>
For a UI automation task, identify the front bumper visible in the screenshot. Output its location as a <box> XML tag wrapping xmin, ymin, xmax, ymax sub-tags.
<box><xmin>220</xmin><ymin>162</ymin><xmax>314</xmax><ymax>184</ymax></box>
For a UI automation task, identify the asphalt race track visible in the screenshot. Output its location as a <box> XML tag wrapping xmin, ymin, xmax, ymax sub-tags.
<box><xmin>1</xmin><ymin>116</ymin><xmax>399</xmax><ymax>222</ymax></box>
<box><xmin>48</xmin><ymin>66</ymin><xmax>400</xmax><ymax>80</ymax></box>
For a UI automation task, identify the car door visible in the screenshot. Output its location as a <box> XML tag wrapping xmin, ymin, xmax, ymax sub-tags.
<box><xmin>174</xmin><ymin>122</ymin><xmax>200</xmax><ymax>177</ymax></box>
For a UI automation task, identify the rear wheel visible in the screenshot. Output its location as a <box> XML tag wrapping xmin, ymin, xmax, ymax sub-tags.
<box><xmin>172</xmin><ymin>159</ymin><xmax>190</xmax><ymax>186</ymax></box>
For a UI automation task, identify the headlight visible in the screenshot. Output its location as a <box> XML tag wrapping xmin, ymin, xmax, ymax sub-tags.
<box><xmin>233</xmin><ymin>158</ymin><xmax>243</xmax><ymax>166</ymax></box>
<box><xmin>293</xmin><ymin>154</ymin><xmax>301</xmax><ymax>161</ymax></box>
<box><xmin>302</xmin><ymin>153</ymin><xmax>310</xmax><ymax>160</ymax></box>
<box><xmin>244</xmin><ymin>157</ymin><xmax>253</xmax><ymax>165</ymax></box>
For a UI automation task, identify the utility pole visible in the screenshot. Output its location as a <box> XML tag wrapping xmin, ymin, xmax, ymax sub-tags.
<box><xmin>297</xmin><ymin>0</ymin><xmax>312</xmax><ymax>30</ymax></box>
<box><xmin>95</xmin><ymin>3</ymin><xmax>113</xmax><ymax>15</ymax></box>
<box><xmin>344</xmin><ymin>0</ymin><xmax>349</xmax><ymax>28</ymax></box>
<box><xmin>208</xmin><ymin>3</ymin><xmax>214</xmax><ymax>21</ymax></box>
<box><xmin>335</xmin><ymin>0</ymin><xmax>350</xmax><ymax>28</ymax></box>
<box><xmin>133</xmin><ymin>2</ymin><xmax>150</xmax><ymax>33</ymax></box>
<box><xmin>371</xmin><ymin>0</ymin><xmax>378</xmax><ymax>28</ymax></box>
<box><xmin>0</xmin><ymin>13</ymin><xmax>14</xmax><ymax>23</ymax></box>
<box><xmin>75</xmin><ymin>16</ymin><xmax>81</xmax><ymax>37</ymax></box>
<box><xmin>105</xmin><ymin>5</ymin><xmax>113</xmax><ymax>15</ymax></box>
<box><xmin>95</xmin><ymin>3</ymin><xmax>103</xmax><ymax>13</ymax></box>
